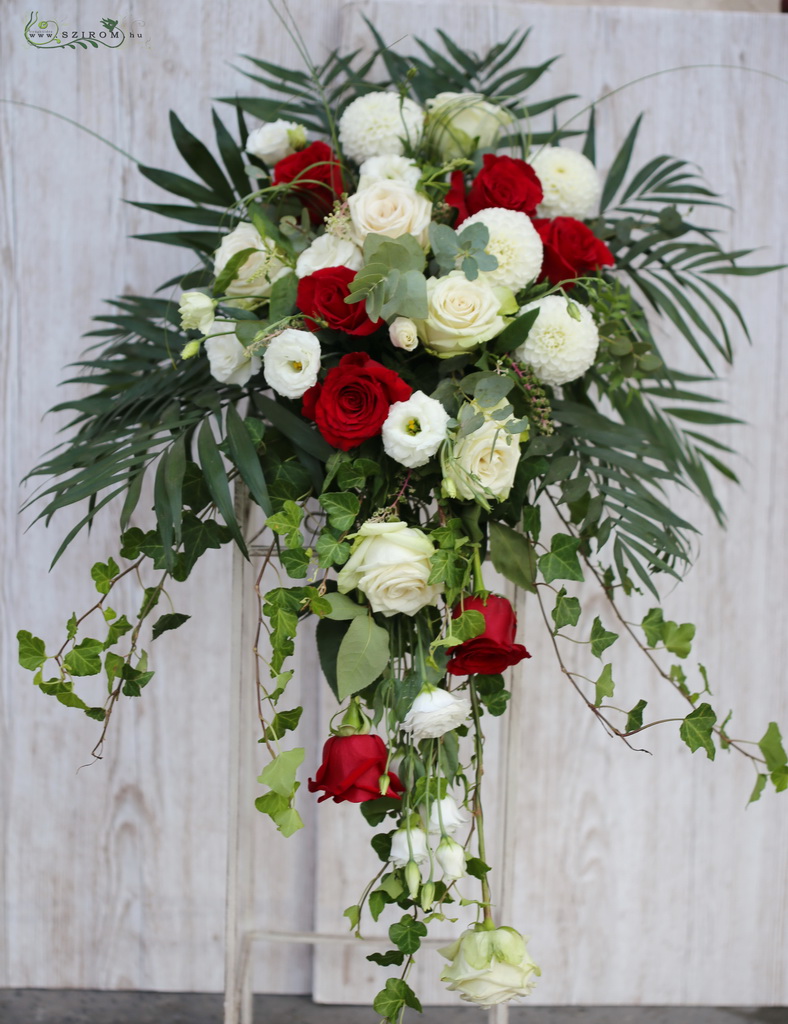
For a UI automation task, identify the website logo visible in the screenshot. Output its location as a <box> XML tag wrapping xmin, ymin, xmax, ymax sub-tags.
<box><xmin>24</xmin><ymin>11</ymin><xmax>147</xmax><ymax>49</ymax></box>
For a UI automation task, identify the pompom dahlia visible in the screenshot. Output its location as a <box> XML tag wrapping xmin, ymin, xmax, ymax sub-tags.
<box><xmin>462</xmin><ymin>208</ymin><xmax>544</xmax><ymax>291</ymax></box>
<box><xmin>530</xmin><ymin>146</ymin><xmax>602</xmax><ymax>220</ymax></box>
<box><xmin>338</xmin><ymin>92</ymin><xmax>424</xmax><ymax>164</ymax></box>
<box><xmin>516</xmin><ymin>295</ymin><xmax>599</xmax><ymax>387</ymax></box>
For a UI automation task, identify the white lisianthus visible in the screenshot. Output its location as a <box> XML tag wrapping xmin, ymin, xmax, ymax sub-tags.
<box><xmin>440</xmin><ymin>925</ymin><xmax>541</xmax><ymax>1008</ymax></box>
<box><xmin>337</xmin><ymin>521</ymin><xmax>443</xmax><ymax>617</ymax></box>
<box><xmin>426</xmin><ymin>92</ymin><xmax>511</xmax><ymax>160</ymax></box>
<box><xmin>462</xmin><ymin>209</ymin><xmax>543</xmax><ymax>292</ymax></box>
<box><xmin>358</xmin><ymin>154</ymin><xmax>422</xmax><ymax>190</ymax></box>
<box><xmin>262</xmin><ymin>329</ymin><xmax>321</xmax><ymax>399</ymax></box>
<box><xmin>382</xmin><ymin>392</ymin><xmax>450</xmax><ymax>469</ymax></box>
<box><xmin>338</xmin><ymin>92</ymin><xmax>424</xmax><ymax>164</ymax></box>
<box><xmin>435</xmin><ymin>836</ymin><xmax>467</xmax><ymax>881</ymax></box>
<box><xmin>401</xmin><ymin>685</ymin><xmax>472</xmax><ymax>741</ymax></box>
<box><xmin>427</xmin><ymin>795</ymin><xmax>469</xmax><ymax>836</ymax></box>
<box><xmin>530</xmin><ymin>146</ymin><xmax>602</xmax><ymax>219</ymax></box>
<box><xmin>204</xmin><ymin>336</ymin><xmax>261</xmax><ymax>387</ymax></box>
<box><xmin>245</xmin><ymin>119</ymin><xmax>307</xmax><ymax>166</ymax></box>
<box><xmin>389</xmin><ymin>317</ymin><xmax>419</xmax><ymax>352</ymax></box>
<box><xmin>516</xmin><ymin>295</ymin><xmax>599</xmax><ymax>387</ymax></box>
<box><xmin>295</xmin><ymin>233</ymin><xmax>363</xmax><ymax>278</ymax></box>
<box><xmin>178</xmin><ymin>291</ymin><xmax>216</xmax><ymax>335</ymax></box>
<box><xmin>416</xmin><ymin>271</ymin><xmax>508</xmax><ymax>358</ymax></box>
<box><xmin>348</xmin><ymin>180</ymin><xmax>433</xmax><ymax>247</ymax></box>
<box><xmin>390</xmin><ymin>826</ymin><xmax>430</xmax><ymax>867</ymax></box>
<box><xmin>213</xmin><ymin>222</ymin><xmax>291</xmax><ymax>302</ymax></box>
<box><xmin>443</xmin><ymin>404</ymin><xmax>523</xmax><ymax>503</ymax></box>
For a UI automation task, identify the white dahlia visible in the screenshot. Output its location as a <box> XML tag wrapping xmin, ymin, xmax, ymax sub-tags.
<box><xmin>382</xmin><ymin>391</ymin><xmax>450</xmax><ymax>469</ymax></box>
<box><xmin>358</xmin><ymin>154</ymin><xmax>422</xmax><ymax>190</ymax></box>
<box><xmin>295</xmin><ymin>233</ymin><xmax>363</xmax><ymax>278</ymax></box>
<box><xmin>262</xmin><ymin>329</ymin><xmax>321</xmax><ymax>399</ymax></box>
<box><xmin>462</xmin><ymin>208</ymin><xmax>543</xmax><ymax>292</ymax></box>
<box><xmin>530</xmin><ymin>147</ymin><xmax>602</xmax><ymax>219</ymax></box>
<box><xmin>338</xmin><ymin>92</ymin><xmax>424</xmax><ymax>164</ymax></box>
<box><xmin>245</xmin><ymin>119</ymin><xmax>307</xmax><ymax>166</ymax></box>
<box><xmin>516</xmin><ymin>295</ymin><xmax>599</xmax><ymax>387</ymax></box>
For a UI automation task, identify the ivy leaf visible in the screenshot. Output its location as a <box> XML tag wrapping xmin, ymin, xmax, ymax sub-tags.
<box><xmin>465</xmin><ymin>857</ymin><xmax>490</xmax><ymax>880</ymax></box>
<box><xmin>316</xmin><ymin>528</ymin><xmax>351</xmax><ymax>568</ymax></box>
<box><xmin>758</xmin><ymin>722</ymin><xmax>787</xmax><ymax>772</ymax></box>
<box><xmin>626</xmin><ymin>699</ymin><xmax>648</xmax><ymax>732</ymax></box>
<box><xmin>771</xmin><ymin>767</ymin><xmax>788</xmax><ymax>793</ymax></box>
<box><xmin>343</xmin><ymin>905</ymin><xmax>360</xmax><ymax>934</ymax></box>
<box><xmin>373</xmin><ymin>978</ymin><xmax>422</xmax><ymax>1020</ymax></box>
<box><xmin>257</xmin><ymin>747</ymin><xmax>304</xmax><ymax>796</ymax></box>
<box><xmin>17</xmin><ymin>630</ymin><xmax>47</xmax><ymax>671</ymax></box>
<box><xmin>748</xmin><ymin>774</ymin><xmax>768</xmax><ymax>805</ymax></box>
<box><xmin>641</xmin><ymin>607</ymin><xmax>665</xmax><ymax>646</ymax></box>
<box><xmin>679</xmin><ymin>702</ymin><xmax>716</xmax><ymax>760</ymax></box>
<box><xmin>151</xmin><ymin>612</ymin><xmax>191</xmax><ymax>640</ymax></box>
<box><xmin>90</xmin><ymin>558</ymin><xmax>119</xmax><ymax>595</ymax></box>
<box><xmin>538</xmin><ymin>533</ymin><xmax>584</xmax><ymax>583</ymax></box>
<box><xmin>323</xmin><ymin>593</ymin><xmax>367</xmax><ymax>620</ymax></box>
<box><xmin>336</xmin><ymin>616</ymin><xmax>390</xmax><ymax>700</ymax></box>
<box><xmin>63</xmin><ymin>638</ymin><xmax>104</xmax><ymax>677</ymax></box>
<box><xmin>389</xmin><ymin>915</ymin><xmax>428</xmax><ymax>955</ymax></box>
<box><xmin>319</xmin><ymin>492</ymin><xmax>360</xmax><ymax>532</ymax></box>
<box><xmin>662</xmin><ymin>621</ymin><xmax>695</xmax><ymax>659</ymax></box>
<box><xmin>281</xmin><ymin>546</ymin><xmax>311</xmax><ymax>579</ymax></box>
<box><xmin>594</xmin><ymin>664</ymin><xmax>615</xmax><ymax>706</ymax></box>
<box><xmin>367</xmin><ymin>950</ymin><xmax>406</xmax><ymax>967</ymax></box>
<box><xmin>264</xmin><ymin>707</ymin><xmax>303</xmax><ymax>741</ymax></box>
<box><xmin>552</xmin><ymin>587</ymin><xmax>581</xmax><ymax>630</ymax></box>
<box><xmin>371</xmin><ymin>831</ymin><xmax>393</xmax><ymax>864</ymax></box>
<box><xmin>590</xmin><ymin>617</ymin><xmax>618</xmax><ymax>658</ymax></box>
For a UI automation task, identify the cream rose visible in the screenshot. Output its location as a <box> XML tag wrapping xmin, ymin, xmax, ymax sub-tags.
<box><xmin>389</xmin><ymin>317</ymin><xmax>419</xmax><ymax>352</ymax></box>
<box><xmin>443</xmin><ymin>404</ymin><xmax>523</xmax><ymax>503</ymax></box>
<box><xmin>295</xmin><ymin>233</ymin><xmax>363</xmax><ymax>278</ymax></box>
<box><xmin>416</xmin><ymin>271</ymin><xmax>507</xmax><ymax>358</ymax></box>
<box><xmin>348</xmin><ymin>180</ymin><xmax>433</xmax><ymax>247</ymax></box>
<box><xmin>440</xmin><ymin>925</ymin><xmax>540</xmax><ymax>1008</ymax></box>
<box><xmin>426</xmin><ymin>92</ymin><xmax>512</xmax><ymax>160</ymax></box>
<box><xmin>245</xmin><ymin>119</ymin><xmax>307</xmax><ymax>166</ymax></box>
<box><xmin>204</xmin><ymin>336</ymin><xmax>261</xmax><ymax>387</ymax></box>
<box><xmin>213</xmin><ymin>222</ymin><xmax>291</xmax><ymax>302</ymax></box>
<box><xmin>336</xmin><ymin>520</ymin><xmax>443</xmax><ymax>617</ymax></box>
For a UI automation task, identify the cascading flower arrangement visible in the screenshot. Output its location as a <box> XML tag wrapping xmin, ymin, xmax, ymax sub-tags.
<box><xmin>18</xmin><ymin>19</ymin><xmax>787</xmax><ymax>1018</ymax></box>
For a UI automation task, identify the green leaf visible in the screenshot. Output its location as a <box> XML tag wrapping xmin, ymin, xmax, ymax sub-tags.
<box><xmin>151</xmin><ymin>613</ymin><xmax>191</xmax><ymax>640</ymax></box>
<box><xmin>389</xmin><ymin>915</ymin><xmax>428</xmax><ymax>955</ymax></box>
<box><xmin>488</xmin><ymin>521</ymin><xmax>537</xmax><ymax>592</ymax></box>
<box><xmin>590</xmin><ymin>617</ymin><xmax>618</xmax><ymax>658</ymax></box>
<box><xmin>90</xmin><ymin>558</ymin><xmax>119</xmax><ymax>595</ymax></box>
<box><xmin>319</xmin><ymin>492</ymin><xmax>360</xmax><ymax>532</ymax></box>
<box><xmin>264</xmin><ymin>707</ymin><xmax>304</xmax><ymax>741</ymax></box>
<box><xmin>336</xmin><ymin>616</ymin><xmax>390</xmax><ymax>700</ymax></box>
<box><xmin>373</xmin><ymin>978</ymin><xmax>422</xmax><ymax>1020</ymax></box>
<box><xmin>661</xmin><ymin>620</ymin><xmax>695</xmax><ymax>659</ymax></box>
<box><xmin>748</xmin><ymin>774</ymin><xmax>768</xmax><ymax>805</ymax></box>
<box><xmin>626</xmin><ymin>699</ymin><xmax>648</xmax><ymax>733</ymax></box>
<box><xmin>198</xmin><ymin>420</ymin><xmax>247</xmax><ymax>555</ymax></box>
<box><xmin>641</xmin><ymin>607</ymin><xmax>665</xmax><ymax>647</ymax></box>
<box><xmin>272</xmin><ymin>807</ymin><xmax>303</xmax><ymax>838</ymax></box>
<box><xmin>257</xmin><ymin>747</ymin><xmax>305</xmax><ymax>796</ymax></box>
<box><xmin>601</xmin><ymin>114</ymin><xmax>643</xmax><ymax>211</ymax></box>
<box><xmin>63</xmin><ymin>638</ymin><xmax>104</xmax><ymax>677</ymax></box>
<box><xmin>679</xmin><ymin>702</ymin><xmax>716</xmax><ymax>761</ymax></box>
<box><xmin>522</xmin><ymin>505</ymin><xmax>541</xmax><ymax>541</ymax></box>
<box><xmin>538</xmin><ymin>533</ymin><xmax>584</xmax><ymax>584</ymax></box>
<box><xmin>323</xmin><ymin>593</ymin><xmax>367</xmax><ymax>620</ymax></box>
<box><xmin>489</xmin><ymin>307</ymin><xmax>539</xmax><ymax>355</ymax></box>
<box><xmin>465</xmin><ymin>857</ymin><xmax>491</xmax><ymax>880</ymax></box>
<box><xmin>269</xmin><ymin>271</ymin><xmax>298</xmax><ymax>322</ymax></box>
<box><xmin>169</xmin><ymin>110</ymin><xmax>234</xmax><ymax>204</ymax></box>
<box><xmin>226</xmin><ymin>404</ymin><xmax>272</xmax><ymax>515</ymax></box>
<box><xmin>17</xmin><ymin>630</ymin><xmax>47</xmax><ymax>671</ymax></box>
<box><xmin>281</xmin><ymin>546</ymin><xmax>311</xmax><ymax>578</ymax></box>
<box><xmin>552</xmin><ymin>587</ymin><xmax>581</xmax><ymax>630</ymax></box>
<box><xmin>343</xmin><ymin>905</ymin><xmax>360</xmax><ymax>933</ymax></box>
<box><xmin>758</xmin><ymin>722</ymin><xmax>787</xmax><ymax>773</ymax></box>
<box><xmin>771</xmin><ymin>767</ymin><xmax>788</xmax><ymax>793</ymax></box>
<box><xmin>367</xmin><ymin>950</ymin><xmax>406</xmax><ymax>968</ymax></box>
<box><xmin>594</xmin><ymin>663</ymin><xmax>615</xmax><ymax>706</ymax></box>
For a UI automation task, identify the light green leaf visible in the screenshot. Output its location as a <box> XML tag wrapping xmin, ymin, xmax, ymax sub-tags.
<box><xmin>90</xmin><ymin>558</ymin><xmax>119</xmax><ymax>595</ymax></box>
<box><xmin>590</xmin><ymin>617</ymin><xmax>618</xmax><ymax>658</ymax></box>
<box><xmin>324</xmin><ymin>593</ymin><xmax>367</xmax><ymax>620</ymax></box>
<box><xmin>63</xmin><ymin>639</ymin><xmax>104</xmax><ymax>677</ymax></box>
<box><xmin>662</xmin><ymin>621</ymin><xmax>695</xmax><ymax>659</ymax></box>
<box><xmin>17</xmin><ymin>630</ymin><xmax>47</xmax><ymax>671</ymax></box>
<box><xmin>258</xmin><ymin>747</ymin><xmax>305</xmax><ymax>796</ymax></box>
<box><xmin>748</xmin><ymin>773</ymin><xmax>768</xmax><ymax>805</ymax></box>
<box><xmin>538</xmin><ymin>533</ymin><xmax>584</xmax><ymax>584</ymax></box>
<box><xmin>758</xmin><ymin>722</ymin><xmax>787</xmax><ymax>772</ymax></box>
<box><xmin>679</xmin><ymin>702</ymin><xmax>716</xmax><ymax>760</ymax></box>
<box><xmin>264</xmin><ymin>707</ymin><xmax>303</xmax><ymax>741</ymax></box>
<box><xmin>319</xmin><ymin>492</ymin><xmax>360</xmax><ymax>532</ymax></box>
<box><xmin>552</xmin><ymin>587</ymin><xmax>581</xmax><ymax>630</ymax></box>
<box><xmin>343</xmin><ymin>904</ymin><xmax>361</xmax><ymax>934</ymax></box>
<box><xmin>594</xmin><ymin>663</ymin><xmax>615</xmax><ymax>706</ymax></box>
<box><xmin>641</xmin><ymin>607</ymin><xmax>665</xmax><ymax>646</ymax></box>
<box><xmin>336</xmin><ymin>616</ymin><xmax>390</xmax><ymax>700</ymax></box>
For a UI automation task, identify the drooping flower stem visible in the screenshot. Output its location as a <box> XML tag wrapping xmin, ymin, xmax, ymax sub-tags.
<box><xmin>469</xmin><ymin>679</ymin><xmax>494</xmax><ymax>924</ymax></box>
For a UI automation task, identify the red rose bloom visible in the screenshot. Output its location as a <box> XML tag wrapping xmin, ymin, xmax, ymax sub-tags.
<box><xmin>308</xmin><ymin>734</ymin><xmax>404</xmax><ymax>803</ymax></box>
<box><xmin>297</xmin><ymin>266</ymin><xmax>382</xmax><ymax>337</ymax></box>
<box><xmin>273</xmin><ymin>140</ymin><xmax>344</xmax><ymax>224</ymax></box>
<box><xmin>447</xmin><ymin>594</ymin><xmax>531</xmax><ymax>676</ymax></box>
<box><xmin>302</xmin><ymin>352</ymin><xmax>412</xmax><ymax>451</ymax></box>
<box><xmin>466</xmin><ymin>153</ymin><xmax>543</xmax><ymax>219</ymax></box>
<box><xmin>533</xmin><ymin>216</ymin><xmax>614</xmax><ymax>287</ymax></box>
<box><xmin>446</xmin><ymin>169</ymin><xmax>469</xmax><ymax>225</ymax></box>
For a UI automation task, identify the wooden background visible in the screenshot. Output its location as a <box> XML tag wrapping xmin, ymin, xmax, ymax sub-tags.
<box><xmin>1</xmin><ymin>0</ymin><xmax>786</xmax><ymax>1006</ymax></box>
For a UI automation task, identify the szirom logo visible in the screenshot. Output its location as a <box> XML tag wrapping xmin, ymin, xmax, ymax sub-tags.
<box><xmin>24</xmin><ymin>11</ymin><xmax>144</xmax><ymax>49</ymax></box>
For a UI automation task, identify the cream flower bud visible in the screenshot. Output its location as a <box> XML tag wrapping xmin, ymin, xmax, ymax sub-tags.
<box><xmin>389</xmin><ymin>317</ymin><xmax>419</xmax><ymax>352</ymax></box>
<box><xmin>180</xmin><ymin>339</ymin><xmax>202</xmax><ymax>360</ymax></box>
<box><xmin>420</xmin><ymin>880</ymin><xmax>436</xmax><ymax>912</ymax></box>
<box><xmin>179</xmin><ymin>291</ymin><xmax>216</xmax><ymax>334</ymax></box>
<box><xmin>401</xmin><ymin>685</ymin><xmax>471</xmax><ymax>742</ymax></box>
<box><xmin>405</xmin><ymin>860</ymin><xmax>423</xmax><ymax>900</ymax></box>
<box><xmin>262</xmin><ymin>328</ymin><xmax>321</xmax><ymax>399</ymax></box>
<box><xmin>204</xmin><ymin>336</ymin><xmax>261</xmax><ymax>387</ymax></box>
<box><xmin>245</xmin><ymin>119</ymin><xmax>307</xmax><ymax>165</ymax></box>
<box><xmin>436</xmin><ymin>836</ymin><xmax>467</xmax><ymax>881</ymax></box>
<box><xmin>390</xmin><ymin>826</ymin><xmax>430</xmax><ymax>867</ymax></box>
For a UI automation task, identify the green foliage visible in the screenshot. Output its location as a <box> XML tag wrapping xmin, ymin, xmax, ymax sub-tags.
<box><xmin>489</xmin><ymin>521</ymin><xmax>537</xmax><ymax>591</ymax></box>
<box><xmin>372</xmin><ymin>977</ymin><xmax>422</xmax><ymax>1021</ymax></box>
<box><xmin>389</xmin><ymin>915</ymin><xmax>428</xmax><ymax>955</ymax></box>
<box><xmin>430</xmin><ymin>222</ymin><xmax>498</xmax><ymax>280</ymax></box>
<box><xmin>539</xmin><ymin>533</ymin><xmax>584</xmax><ymax>584</ymax></box>
<box><xmin>336</xmin><ymin>616</ymin><xmax>390</xmax><ymax>699</ymax></box>
<box><xmin>680</xmin><ymin>703</ymin><xmax>716</xmax><ymax>760</ymax></box>
<box><xmin>590</xmin><ymin>617</ymin><xmax>618</xmax><ymax>659</ymax></box>
<box><xmin>552</xmin><ymin>588</ymin><xmax>581</xmax><ymax>630</ymax></box>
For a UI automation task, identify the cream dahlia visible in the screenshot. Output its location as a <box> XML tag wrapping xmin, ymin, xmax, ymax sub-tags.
<box><xmin>462</xmin><ymin>208</ymin><xmax>543</xmax><ymax>291</ymax></box>
<box><xmin>531</xmin><ymin>146</ymin><xmax>602</xmax><ymax>219</ymax></box>
<box><xmin>338</xmin><ymin>92</ymin><xmax>424</xmax><ymax>164</ymax></box>
<box><xmin>516</xmin><ymin>295</ymin><xmax>599</xmax><ymax>386</ymax></box>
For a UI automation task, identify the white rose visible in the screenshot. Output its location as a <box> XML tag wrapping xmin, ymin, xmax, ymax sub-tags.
<box><xmin>443</xmin><ymin>406</ymin><xmax>522</xmax><ymax>503</ymax></box>
<box><xmin>178</xmin><ymin>291</ymin><xmax>216</xmax><ymax>335</ymax></box>
<box><xmin>213</xmin><ymin>222</ymin><xmax>291</xmax><ymax>303</ymax></box>
<box><xmin>435</xmin><ymin>836</ymin><xmax>467</xmax><ymax>881</ymax></box>
<box><xmin>337</xmin><ymin>520</ymin><xmax>443</xmax><ymax>617</ymax></box>
<box><xmin>245</xmin><ymin>119</ymin><xmax>307</xmax><ymax>166</ymax></box>
<box><xmin>462</xmin><ymin>208</ymin><xmax>543</xmax><ymax>292</ymax></box>
<box><xmin>358</xmin><ymin>154</ymin><xmax>422</xmax><ymax>190</ymax></box>
<box><xmin>440</xmin><ymin>925</ymin><xmax>541</xmax><ymax>1008</ymax></box>
<box><xmin>382</xmin><ymin>391</ymin><xmax>450</xmax><ymax>469</ymax></box>
<box><xmin>389</xmin><ymin>317</ymin><xmax>419</xmax><ymax>352</ymax></box>
<box><xmin>416</xmin><ymin>271</ymin><xmax>507</xmax><ymax>358</ymax></box>
<box><xmin>262</xmin><ymin>329</ymin><xmax>321</xmax><ymax>399</ymax></box>
<box><xmin>295</xmin><ymin>233</ymin><xmax>363</xmax><ymax>278</ymax></box>
<box><xmin>338</xmin><ymin>92</ymin><xmax>424</xmax><ymax>164</ymax></box>
<box><xmin>389</xmin><ymin>826</ymin><xmax>430</xmax><ymax>867</ymax></box>
<box><xmin>401</xmin><ymin>685</ymin><xmax>471</xmax><ymax>741</ymax></box>
<box><xmin>426</xmin><ymin>92</ymin><xmax>511</xmax><ymax>160</ymax></box>
<box><xmin>348</xmin><ymin>180</ymin><xmax>433</xmax><ymax>247</ymax></box>
<box><xmin>530</xmin><ymin>146</ymin><xmax>602</xmax><ymax>219</ymax></box>
<box><xmin>427</xmin><ymin>795</ymin><xmax>469</xmax><ymax>836</ymax></box>
<box><xmin>204</xmin><ymin>335</ymin><xmax>261</xmax><ymax>387</ymax></box>
<box><xmin>516</xmin><ymin>295</ymin><xmax>599</xmax><ymax>387</ymax></box>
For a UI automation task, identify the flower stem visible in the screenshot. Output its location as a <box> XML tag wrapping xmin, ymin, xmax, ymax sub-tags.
<box><xmin>469</xmin><ymin>679</ymin><xmax>493</xmax><ymax>924</ymax></box>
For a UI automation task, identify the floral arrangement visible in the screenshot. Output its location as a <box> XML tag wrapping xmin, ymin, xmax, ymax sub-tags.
<box><xmin>18</xmin><ymin>20</ymin><xmax>786</xmax><ymax>1018</ymax></box>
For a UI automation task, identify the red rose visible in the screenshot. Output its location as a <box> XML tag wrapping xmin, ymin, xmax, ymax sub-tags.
<box><xmin>302</xmin><ymin>352</ymin><xmax>411</xmax><ymax>451</ymax></box>
<box><xmin>273</xmin><ymin>140</ymin><xmax>344</xmax><ymax>224</ymax></box>
<box><xmin>446</xmin><ymin>169</ymin><xmax>469</xmax><ymax>225</ymax></box>
<box><xmin>533</xmin><ymin>216</ymin><xmax>614</xmax><ymax>287</ymax></box>
<box><xmin>447</xmin><ymin>594</ymin><xmax>531</xmax><ymax>676</ymax></box>
<box><xmin>296</xmin><ymin>266</ymin><xmax>382</xmax><ymax>337</ymax></box>
<box><xmin>466</xmin><ymin>154</ymin><xmax>543</xmax><ymax>220</ymax></box>
<box><xmin>308</xmin><ymin>734</ymin><xmax>404</xmax><ymax>804</ymax></box>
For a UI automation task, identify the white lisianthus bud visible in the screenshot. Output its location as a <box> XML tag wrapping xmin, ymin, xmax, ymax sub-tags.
<box><xmin>516</xmin><ymin>294</ymin><xmax>599</xmax><ymax>387</ymax></box>
<box><xmin>245</xmin><ymin>119</ymin><xmax>307</xmax><ymax>165</ymax></box>
<box><xmin>382</xmin><ymin>391</ymin><xmax>450</xmax><ymax>469</ymax></box>
<box><xmin>389</xmin><ymin>317</ymin><xmax>420</xmax><ymax>352</ymax></box>
<box><xmin>405</xmin><ymin>860</ymin><xmax>423</xmax><ymax>900</ymax></box>
<box><xmin>426</xmin><ymin>92</ymin><xmax>512</xmax><ymax>160</ymax></box>
<box><xmin>436</xmin><ymin>836</ymin><xmax>467</xmax><ymax>881</ymax></box>
<box><xmin>530</xmin><ymin>146</ymin><xmax>602</xmax><ymax>219</ymax></box>
<box><xmin>358</xmin><ymin>154</ymin><xmax>422</xmax><ymax>190</ymax></box>
<box><xmin>179</xmin><ymin>291</ymin><xmax>216</xmax><ymax>334</ymax></box>
<box><xmin>180</xmin><ymin>339</ymin><xmax>202</xmax><ymax>360</ymax></box>
<box><xmin>390</xmin><ymin>826</ymin><xmax>430</xmax><ymax>867</ymax></box>
<box><xmin>401</xmin><ymin>685</ymin><xmax>472</xmax><ymax>742</ymax></box>
<box><xmin>204</xmin><ymin>336</ymin><xmax>261</xmax><ymax>387</ymax></box>
<box><xmin>338</xmin><ymin>92</ymin><xmax>424</xmax><ymax>164</ymax></box>
<box><xmin>295</xmin><ymin>233</ymin><xmax>363</xmax><ymax>278</ymax></box>
<box><xmin>439</xmin><ymin>924</ymin><xmax>541</xmax><ymax>1007</ymax></box>
<box><xmin>348</xmin><ymin>180</ymin><xmax>433</xmax><ymax>247</ymax></box>
<box><xmin>427</xmin><ymin>795</ymin><xmax>469</xmax><ymax>836</ymax></box>
<box><xmin>420</xmin><ymin>880</ymin><xmax>436</xmax><ymax>912</ymax></box>
<box><xmin>262</xmin><ymin>329</ymin><xmax>321</xmax><ymax>399</ymax></box>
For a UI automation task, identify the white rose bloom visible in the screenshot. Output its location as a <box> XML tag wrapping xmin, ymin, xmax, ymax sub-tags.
<box><xmin>401</xmin><ymin>686</ymin><xmax>471</xmax><ymax>741</ymax></box>
<box><xmin>516</xmin><ymin>295</ymin><xmax>599</xmax><ymax>387</ymax></box>
<box><xmin>338</xmin><ymin>92</ymin><xmax>424</xmax><ymax>164</ymax></box>
<box><xmin>444</xmin><ymin>405</ymin><xmax>522</xmax><ymax>503</ymax></box>
<box><xmin>389</xmin><ymin>826</ymin><xmax>430</xmax><ymax>868</ymax></box>
<box><xmin>262</xmin><ymin>329</ymin><xmax>321</xmax><ymax>399</ymax></box>
<box><xmin>462</xmin><ymin>208</ymin><xmax>543</xmax><ymax>292</ymax></box>
<box><xmin>435</xmin><ymin>836</ymin><xmax>467</xmax><ymax>881</ymax></box>
<box><xmin>337</xmin><ymin>520</ymin><xmax>443</xmax><ymax>617</ymax></box>
<box><xmin>178</xmin><ymin>291</ymin><xmax>216</xmax><ymax>335</ymax></box>
<box><xmin>440</xmin><ymin>925</ymin><xmax>540</xmax><ymax>1008</ymax></box>
<box><xmin>358</xmin><ymin>154</ymin><xmax>422</xmax><ymax>190</ymax></box>
<box><xmin>426</xmin><ymin>92</ymin><xmax>511</xmax><ymax>160</ymax></box>
<box><xmin>389</xmin><ymin>317</ymin><xmax>419</xmax><ymax>352</ymax></box>
<box><xmin>530</xmin><ymin>146</ymin><xmax>602</xmax><ymax>219</ymax></box>
<box><xmin>348</xmin><ymin>180</ymin><xmax>433</xmax><ymax>247</ymax></box>
<box><xmin>295</xmin><ymin>233</ymin><xmax>363</xmax><ymax>278</ymax></box>
<box><xmin>213</xmin><ymin>222</ymin><xmax>291</xmax><ymax>302</ymax></box>
<box><xmin>382</xmin><ymin>392</ymin><xmax>450</xmax><ymax>469</ymax></box>
<box><xmin>416</xmin><ymin>271</ymin><xmax>506</xmax><ymax>358</ymax></box>
<box><xmin>245</xmin><ymin>119</ymin><xmax>307</xmax><ymax>165</ymax></box>
<box><xmin>204</xmin><ymin>336</ymin><xmax>261</xmax><ymax>387</ymax></box>
<box><xmin>427</xmin><ymin>795</ymin><xmax>469</xmax><ymax>836</ymax></box>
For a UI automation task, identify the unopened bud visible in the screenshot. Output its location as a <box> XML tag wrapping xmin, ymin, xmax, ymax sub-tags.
<box><xmin>405</xmin><ymin>860</ymin><xmax>422</xmax><ymax>900</ymax></box>
<box><xmin>336</xmin><ymin>698</ymin><xmax>372</xmax><ymax>736</ymax></box>
<box><xmin>420</xmin><ymin>880</ymin><xmax>436</xmax><ymax>912</ymax></box>
<box><xmin>378</xmin><ymin>774</ymin><xmax>391</xmax><ymax>797</ymax></box>
<box><xmin>180</xmin><ymin>339</ymin><xmax>202</xmax><ymax>360</ymax></box>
